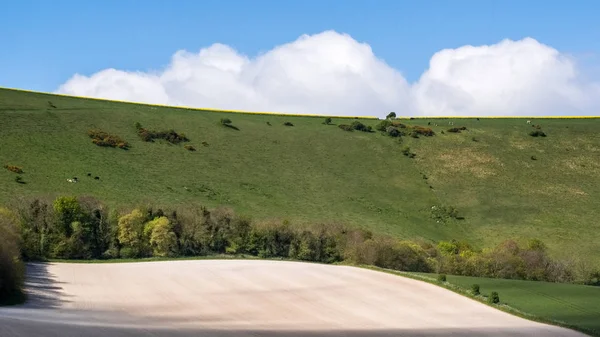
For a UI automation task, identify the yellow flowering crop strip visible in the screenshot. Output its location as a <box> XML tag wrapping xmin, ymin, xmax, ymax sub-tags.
<box><xmin>396</xmin><ymin>116</ymin><xmax>599</xmax><ymax>119</ymax></box>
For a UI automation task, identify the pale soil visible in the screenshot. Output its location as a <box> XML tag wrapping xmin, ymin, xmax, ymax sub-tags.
<box><xmin>0</xmin><ymin>260</ymin><xmax>588</xmax><ymax>336</ymax></box>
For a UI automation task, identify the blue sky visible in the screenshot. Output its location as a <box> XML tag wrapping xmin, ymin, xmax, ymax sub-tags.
<box><xmin>2</xmin><ymin>0</ymin><xmax>598</xmax><ymax>92</ymax></box>
<box><xmin>2</xmin><ymin>0</ymin><xmax>600</xmax><ymax>116</ymax></box>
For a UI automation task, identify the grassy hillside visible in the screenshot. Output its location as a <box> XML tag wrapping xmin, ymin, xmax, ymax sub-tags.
<box><xmin>1</xmin><ymin>88</ymin><xmax>599</xmax><ymax>265</ymax></box>
<box><xmin>409</xmin><ymin>272</ymin><xmax>600</xmax><ymax>336</ymax></box>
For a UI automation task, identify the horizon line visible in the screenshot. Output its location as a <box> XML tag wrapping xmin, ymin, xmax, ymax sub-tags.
<box><xmin>1</xmin><ymin>86</ymin><xmax>599</xmax><ymax>119</ymax></box>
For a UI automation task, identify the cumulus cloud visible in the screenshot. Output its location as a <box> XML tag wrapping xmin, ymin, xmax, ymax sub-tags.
<box><xmin>413</xmin><ymin>38</ymin><xmax>600</xmax><ymax>116</ymax></box>
<box><xmin>55</xmin><ymin>31</ymin><xmax>600</xmax><ymax>117</ymax></box>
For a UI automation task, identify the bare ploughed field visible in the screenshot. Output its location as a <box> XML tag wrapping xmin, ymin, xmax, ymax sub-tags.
<box><xmin>0</xmin><ymin>260</ymin><xmax>587</xmax><ymax>337</ymax></box>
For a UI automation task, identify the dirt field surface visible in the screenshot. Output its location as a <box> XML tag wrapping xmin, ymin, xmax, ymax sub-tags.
<box><xmin>0</xmin><ymin>260</ymin><xmax>588</xmax><ymax>337</ymax></box>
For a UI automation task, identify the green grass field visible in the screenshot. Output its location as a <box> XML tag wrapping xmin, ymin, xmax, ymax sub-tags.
<box><xmin>406</xmin><ymin>272</ymin><xmax>600</xmax><ymax>336</ymax></box>
<box><xmin>1</xmin><ymin>87</ymin><xmax>599</xmax><ymax>266</ymax></box>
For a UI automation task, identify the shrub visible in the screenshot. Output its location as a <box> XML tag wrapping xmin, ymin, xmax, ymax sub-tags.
<box><xmin>376</xmin><ymin>120</ymin><xmax>393</xmax><ymax>131</ymax></box>
<box><xmin>3</xmin><ymin>165</ymin><xmax>23</xmax><ymax>174</ymax></box>
<box><xmin>386</xmin><ymin>112</ymin><xmax>396</xmax><ymax>119</ymax></box>
<box><xmin>134</xmin><ymin>122</ymin><xmax>142</xmax><ymax>130</ymax></box>
<box><xmin>529</xmin><ymin>130</ymin><xmax>547</xmax><ymax>137</ymax></box>
<box><xmin>15</xmin><ymin>176</ymin><xmax>25</xmax><ymax>184</ymax></box>
<box><xmin>220</xmin><ymin>118</ymin><xmax>232</xmax><ymax>125</ymax></box>
<box><xmin>447</xmin><ymin>127</ymin><xmax>460</xmax><ymax>133</ymax></box>
<box><xmin>531</xmin><ymin>155</ymin><xmax>537</xmax><ymax>160</ymax></box>
<box><xmin>472</xmin><ymin>137</ymin><xmax>478</xmax><ymax>142</ymax></box>
<box><xmin>488</xmin><ymin>291</ymin><xmax>500</xmax><ymax>304</ymax></box>
<box><xmin>202</xmin><ymin>141</ymin><xmax>209</xmax><ymax>147</ymax></box>
<box><xmin>471</xmin><ymin>284</ymin><xmax>480</xmax><ymax>295</ymax></box>
<box><xmin>88</xmin><ymin>129</ymin><xmax>130</xmax><ymax>149</ymax></box>
<box><xmin>283</xmin><ymin>122</ymin><xmax>294</xmax><ymax>126</ymax></box>
<box><xmin>184</xmin><ymin>145</ymin><xmax>196</xmax><ymax>151</ymax></box>
<box><xmin>338</xmin><ymin>124</ymin><xmax>353</xmax><ymax>131</ymax></box>
<box><xmin>350</xmin><ymin>121</ymin><xmax>371</xmax><ymax>132</ymax></box>
<box><xmin>386</xmin><ymin>126</ymin><xmax>401</xmax><ymax>137</ymax></box>
<box><xmin>411</xmin><ymin>126</ymin><xmax>435</xmax><ymax>136</ymax></box>
<box><xmin>324</xmin><ymin>117</ymin><xmax>332</xmax><ymax>125</ymax></box>
<box><xmin>437</xmin><ymin>274</ymin><xmax>447</xmax><ymax>282</ymax></box>
<box><xmin>391</xmin><ymin>121</ymin><xmax>407</xmax><ymax>128</ymax></box>
<box><xmin>135</xmin><ymin>124</ymin><xmax>190</xmax><ymax>144</ymax></box>
<box><xmin>266</xmin><ymin>121</ymin><xmax>271</xmax><ymax>126</ymax></box>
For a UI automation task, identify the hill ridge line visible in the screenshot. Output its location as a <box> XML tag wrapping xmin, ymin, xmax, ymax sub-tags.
<box><xmin>1</xmin><ymin>86</ymin><xmax>598</xmax><ymax>119</ymax></box>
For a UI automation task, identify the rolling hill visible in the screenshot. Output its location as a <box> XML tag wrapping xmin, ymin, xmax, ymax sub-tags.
<box><xmin>1</xmin><ymin>87</ymin><xmax>599</xmax><ymax>266</ymax></box>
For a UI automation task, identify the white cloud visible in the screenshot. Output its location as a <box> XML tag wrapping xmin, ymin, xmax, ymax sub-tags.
<box><xmin>413</xmin><ymin>38</ymin><xmax>600</xmax><ymax>116</ymax></box>
<box><xmin>55</xmin><ymin>31</ymin><xmax>600</xmax><ymax>117</ymax></box>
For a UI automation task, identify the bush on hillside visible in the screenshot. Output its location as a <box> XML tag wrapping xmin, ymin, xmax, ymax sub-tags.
<box><xmin>437</xmin><ymin>274</ymin><xmax>447</xmax><ymax>282</ymax></box>
<box><xmin>350</xmin><ymin>121</ymin><xmax>372</xmax><ymax>132</ymax></box>
<box><xmin>529</xmin><ymin>130</ymin><xmax>547</xmax><ymax>137</ymax></box>
<box><xmin>323</xmin><ymin>117</ymin><xmax>332</xmax><ymax>125</ymax></box>
<box><xmin>15</xmin><ymin>176</ymin><xmax>25</xmax><ymax>184</ymax></box>
<box><xmin>488</xmin><ymin>291</ymin><xmax>500</xmax><ymax>304</ymax></box>
<box><xmin>3</xmin><ymin>165</ymin><xmax>23</xmax><ymax>174</ymax></box>
<box><xmin>338</xmin><ymin>124</ymin><xmax>353</xmax><ymax>131</ymax></box>
<box><xmin>391</xmin><ymin>121</ymin><xmax>407</xmax><ymax>128</ymax></box>
<box><xmin>283</xmin><ymin>122</ymin><xmax>294</xmax><ymax>126</ymax></box>
<box><xmin>386</xmin><ymin>126</ymin><xmax>402</xmax><ymax>138</ymax></box>
<box><xmin>376</xmin><ymin>120</ymin><xmax>393</xmax><ymax>131</ymax></box>
<box><xmin>386</xmin><ymin>112</ymin><xmax>396</xmax><ymax>119</ymax></box>
<box><xmin>184</xmin><ymin>145</ymin><xmax>196</xmax><ymax>151</ymax></box>
<box><xmin>410</xmin><ymin>126</ymin><xmax>435</xmax><ymax>136</ymax></box>
<box><xmin>136</xmin><ymin>124</ymin><xmax>190</xmax><ymax>144</ymax></box>
<box><xmin>88</xmin><ymin>129</ymin><xmax>129</xmax><ymax>149</ymax></box>
<box><xmin>220</xmin><ymin>118</ymin><xmax>232</xmax><ymax>125</ymax></box>
<box><xmin>471</xmin><ymin>284</ymin><xmax>480</xmax><ymax>295</ymax></box>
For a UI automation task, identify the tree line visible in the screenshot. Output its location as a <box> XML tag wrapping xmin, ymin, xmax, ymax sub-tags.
<box><xmin>1</xmin><ymin>195</ymin><xmax>598</xmax><ymax>304</ymax></box>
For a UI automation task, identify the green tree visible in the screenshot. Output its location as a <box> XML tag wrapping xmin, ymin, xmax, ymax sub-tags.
<box><xmin>17</xmin><ymin>199</ymin><xmax>53</xmax><ymax>260</ymax></box>
<box><xmin>324</xmin><ymin>117</ymin><xmax>332</xmax><ymax>125</ymax></box>
<box><xmin>386</xmin><ymin>112</ymin><xmax>396</xmax><ymax>119</ymax></box>
<box><xmin>147</xmin><ymin>216</ymin><xmax>178</xmax><ymax>257</ymax></box>
<box><xmin>117</xmin><ymin>209</ymin><xmax>147</xmax><ymax>257</ymax></box>
<box><xmin>0</xmin><ymin>208</ymin><xmax>24</xmax><ymax>303</ymax></box>
<box><xmin>53</xmin><ymin>196</ymin><xmax>81</xmax><ymax>238</ymax></box>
